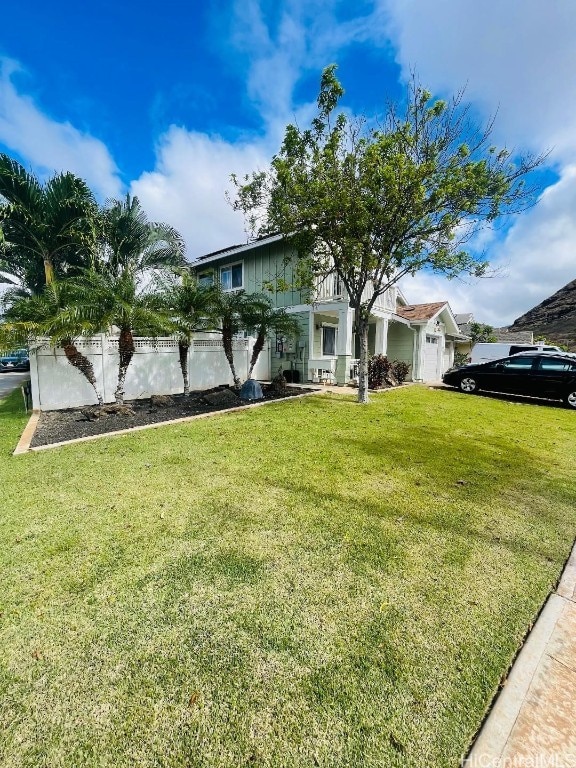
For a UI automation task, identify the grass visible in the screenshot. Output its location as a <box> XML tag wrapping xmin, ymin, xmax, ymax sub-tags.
<box><xmin>0</xmin><ymin>385</ymin><xmax>575</xmax><ymax>767</ymax></box>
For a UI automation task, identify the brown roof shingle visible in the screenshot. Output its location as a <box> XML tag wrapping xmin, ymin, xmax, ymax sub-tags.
<box><xmin>395</xmin><ymin>302</ymin><xmax>447</xmax><ymax>322</ymax></box>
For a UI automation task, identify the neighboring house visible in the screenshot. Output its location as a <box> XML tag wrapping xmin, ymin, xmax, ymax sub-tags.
<box><xmin>454</xmin><ymin>315</ymin><xmax>534</xmax><ymax>359</ymax></box>
<box><xmin>192</xmin><ymin>234</ymin><xmax>466</xmax><ymax>384</ymax></box>
<box><xmin>492</xmin><ymin>327</ymin><xmax>534</xmax><ymax>344</ymax></box>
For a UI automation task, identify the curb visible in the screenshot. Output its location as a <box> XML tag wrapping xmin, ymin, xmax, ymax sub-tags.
<box><xmin>464</xmin><ymin>539</ymin><xmax>576</xmax><ymax>765</ymax></box>
<box><xmin>13</xmin><ymin>412</ymin><xmax>40</xmax><ymax>455</ymax></box>
<box><xmin>15</xmin><ymin>389</ymin><xmax>326</xmax><ymax>454</ymax></box>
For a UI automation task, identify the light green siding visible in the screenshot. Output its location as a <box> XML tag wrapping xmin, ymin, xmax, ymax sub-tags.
<box><xmin>386</xmin><ymin>322</ymin><xmax>415</xmax><ymax>379</ymax></box>
<box><xmin>195</xmin><ymin>241</ymin><xmax>309</xmax><ymax>308</ymax></box>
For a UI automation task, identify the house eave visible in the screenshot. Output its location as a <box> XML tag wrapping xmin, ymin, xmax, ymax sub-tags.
<box><xmin>190</xmin><ymin>234</ymin><xmax>284</xmax><ymax>268</ymax></box>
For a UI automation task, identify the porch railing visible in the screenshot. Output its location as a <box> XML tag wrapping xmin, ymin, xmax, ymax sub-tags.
<box><xmin>314</xmin><ymin>274</ymin><xmax>396</xmax><ymax>312</ymax></box>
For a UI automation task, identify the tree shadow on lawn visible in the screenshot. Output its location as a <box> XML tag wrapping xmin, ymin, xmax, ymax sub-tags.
<box><xmin>267</xmin><ymin>420</ymin><xmax>573</xmax><ymax>564</ymax></box>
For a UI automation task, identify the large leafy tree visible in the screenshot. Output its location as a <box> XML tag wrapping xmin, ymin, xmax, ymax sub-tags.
<box><xmin>233</xmin><ymin>66</ymin><xmax>545</xmax><ymax>402</ymax></box>
<box><xmin>0</xmin><ymin>154</ymin><xmax>98</xmax><ymax>293</ymax></box>
<box><xmin>469</xmin><ymin>322</ymin><xmax>497</xmax><ymax>344</ymax></box>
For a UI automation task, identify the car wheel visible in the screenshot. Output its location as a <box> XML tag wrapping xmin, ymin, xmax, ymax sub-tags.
<box><xmin>459</xmin><ymin>376</ymin><xmax>479</xmax><ymax>394</ymax></box>
<box><xmin>564</xmin><ymin>390</ymin><xmax>576</xmax><ymax>409</ymax></box>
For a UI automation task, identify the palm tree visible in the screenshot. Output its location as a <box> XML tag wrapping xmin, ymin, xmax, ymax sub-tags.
<box><xmin>96</xmin><ymin>195</ymin><xmax>186</xmax><ymax>277</ymax></box>
<box><xmin>71</xmin><ymin>270</ymin><xmax>168</xmax><ymax>404</ymax></box>
<box><xmin>0</xmin><ymin>281</ymin><xmax>104</xmax><ymax>405</ymax></box>
<box><xmin>209</xmin><ymin>287</ymin><xmax>252</xmax><ymax>388</ymax></box>
<box><xmin>0</xmin><ymin>154</ymin><xmax>98</xmax><ymax>292</ymax></box>
<box><xmin>155</xmin><ymin>271</ymin><xmax>216</xmax><ymax>394</ymax></box>
<box><xmin>70</xmin><ymin>195</ymin><xmax>186</xmax><ymax>404</ymax></box>
<box><xmin>241</xmin><ymin>295</ymin><xmax>301</xmax><ymax>379</ymax></box>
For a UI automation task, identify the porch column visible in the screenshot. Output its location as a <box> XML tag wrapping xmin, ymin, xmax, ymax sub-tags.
<box><xmin>335</xmin><ymin>307</ymin><xmax>354</xmax><ymax>385</ymax></box>
<box><xmin>375</xmin><ymin>317</ymin><xmax>388</xmax><ymax>356</ymax></box>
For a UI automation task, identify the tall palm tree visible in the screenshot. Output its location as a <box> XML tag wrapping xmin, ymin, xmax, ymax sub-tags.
<box><xmin>241</xmin><ymin>295</ymin><xmax>301</xmax><ymax>379</ymax></box>
<box><xmin>96</xmin><ymin>195</ymin><xmax>186</xmax><ymax>277</ymax></box>
<box><xmin>155</xmin><ymin>271</ymin><xmax>216</xmax><ymax>394</ymax></box>
<box><xmin>0</xmin><ymin>154</ymin><xmax>98</xmax><ymax>292</ymax></box>
<box><xmin>0</xmin><ymin>281</ymin><xmax>104</xmax><ymax>405</ymax></box>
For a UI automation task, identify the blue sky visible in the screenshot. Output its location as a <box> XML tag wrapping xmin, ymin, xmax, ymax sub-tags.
<box><xmin>1</xmin><ymin>0</ymin><xmax>575</xmax><ymax>326</ymax></box>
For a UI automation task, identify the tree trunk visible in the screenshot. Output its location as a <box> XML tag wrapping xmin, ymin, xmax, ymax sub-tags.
<box><xmin>247</xmin><ymin>331</ymin><xmax>265</xmax><ymax>379</ymax></box>
<box><xmin>115</xmin><ymin>327</ymin><xmax>135</xmax><ymax>404</ymax></box>
<box><xmin>43</xmin><ymin>257</ymin><xmax>55</xmax><ymax>286</ymax></box>
<box><xmin>178</xmin><ymin>340</ymin><xmax>190</xmax><ymax>395</ymax></box>
<box><xmin>61</xmin><ymin>338</ymin><xmax>103</xmax><ymax>405</ymax></box>
<box><xmin>356</xmin><ymin>307</ymin><xmax>370</xmax><ymax>404</ymax></box>
<box><xmin>222</xmin><ymin>328</ymin><xmax>240</xmax><ymax>387</ymax></box>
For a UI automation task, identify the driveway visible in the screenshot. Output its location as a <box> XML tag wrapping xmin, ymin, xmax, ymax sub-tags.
<box><xmin>0</xmin><ymin>371</ymin><xmax>30</xmax><ymax>400</ymax></box>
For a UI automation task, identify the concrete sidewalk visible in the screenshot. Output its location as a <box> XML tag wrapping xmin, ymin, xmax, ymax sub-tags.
<box><xmin>465</xmin><ymin>542</ymin><xmax>576</xmax><ymax>767</ymax></box>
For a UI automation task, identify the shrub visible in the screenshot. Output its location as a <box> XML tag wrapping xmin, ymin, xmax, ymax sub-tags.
<box><xmin>453</xmin><ymin>351</ymin><xmax>469</xmax><ymax>368</ymax></box>
<box><xmin>391</xmin><ymin>360</ymin><xmax>410</xmax><ymax>384</ymax></box>
<box><xmin>368</xmin><ymin>354</ymin><xmax>392</xmax><ymax>389</ymax></box>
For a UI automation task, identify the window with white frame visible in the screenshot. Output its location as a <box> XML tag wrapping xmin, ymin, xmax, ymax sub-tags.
<box><xmin>322</xmin><ymin>325</ymin><xmax>337</xmax><ymax>356</ymax></box>
<box><xmin>220</xmin><ymin>262</ymin><xmax>243</xmax><ymax>291</ymax></box>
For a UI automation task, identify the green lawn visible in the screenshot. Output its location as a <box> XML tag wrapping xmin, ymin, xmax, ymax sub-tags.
<box><xmin>1</xmin><ymin>386</ymin><xmax>575</xmax><ymax>767</ymax></box>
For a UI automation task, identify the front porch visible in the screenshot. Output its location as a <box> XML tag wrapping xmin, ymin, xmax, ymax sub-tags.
<box><xmin>306</xmin><ymin>307</ymin><xmax>412</xmax><ymax>385</ymax></box>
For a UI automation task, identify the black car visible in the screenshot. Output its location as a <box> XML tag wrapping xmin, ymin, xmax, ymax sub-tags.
<box><xmin>0</xmin><ymin>349</ymin><xmax>30</xmax><ymax>372</ymax></box>
<box><xmin>442</xmin><ymin>353</ymin><xmax>576</xmax><ymax>409</ymax></box>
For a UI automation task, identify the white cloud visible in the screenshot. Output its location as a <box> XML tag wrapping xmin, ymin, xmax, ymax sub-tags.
<box><xmin>131</xmin><ymin>0</ymin><xmax>383</xmax><ymax>262</ymax></box>
<box><xmin>130</xmin><ymin>127</ymin><xmax>272</xmax><ymax>261</ymax></box>
<box><xmin>383</xmin><ymin>0</ymin><xmax>576</xmax><ymax>325</ymax></box>
<box><xmin>0</xmin><ymin>58</ymin><xmax>122</xmax><ymax>199</ymax></box>
<box><xmin>385</xmin><ymin>0</ymin><xmax>576</xmax><ymax>160</ymax></box>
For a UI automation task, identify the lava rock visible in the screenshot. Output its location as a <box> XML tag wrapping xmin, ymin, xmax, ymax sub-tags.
<box><xmin>202</xmin><ymin>388</ymin><xmax>241</xmax><ymax>408</ymax></box>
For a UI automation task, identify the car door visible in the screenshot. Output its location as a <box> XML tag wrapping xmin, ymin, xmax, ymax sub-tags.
<box><xmin>480</xmin><ymin>356</ymin><xmax>537</xmax><ymax>394</ymax></box>
<box><xmin>532</xmin><ymin>356</ymin><xmax>576</xmax><ymax>398</ymax></box>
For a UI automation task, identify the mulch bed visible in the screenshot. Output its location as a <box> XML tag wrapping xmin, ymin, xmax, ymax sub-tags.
<box><xmin>30</xmin><ymin>384</ymin><xmax>317</xmax><ymax>448</ymax></box>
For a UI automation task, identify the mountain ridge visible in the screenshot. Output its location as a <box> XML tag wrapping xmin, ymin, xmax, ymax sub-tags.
<box><xmin>510</xmin><ymin>278</ymin><xmax>576</xmax><ymax>349</ymax></box>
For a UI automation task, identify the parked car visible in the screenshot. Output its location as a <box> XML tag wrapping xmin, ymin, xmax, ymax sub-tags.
<box><xmin>470</xmin><ymin>342</ymin><xmax>563</xmax><ymax>365</ymax></box>
<box><xmin>0</xmin><ymin>349</ymin><xmax>30</xmax><ymax>372</ymax></box>
<box><xmin>442</xmin><ymin>353</ymin><xmax>576</xmax><ymax>409</ymax></box>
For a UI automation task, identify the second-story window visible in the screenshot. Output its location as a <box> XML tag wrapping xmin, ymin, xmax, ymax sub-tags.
<box><xmin>198</xmin><ymin>270</ymin><xmax>214</xmax><ymax>287</ymax></box>
<box><xmin>220</xmin><ymin>262</ymin><xmax>243</xmax><ymax>291</ymax></box>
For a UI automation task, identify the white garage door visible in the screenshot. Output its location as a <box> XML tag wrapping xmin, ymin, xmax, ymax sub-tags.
<box><xmin>423</xmin><ymin>334</ymin><xmax>441</xmax><ymax>381</ymax></box>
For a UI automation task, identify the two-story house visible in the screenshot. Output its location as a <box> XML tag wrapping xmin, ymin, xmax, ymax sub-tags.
<box><xmin>192</xmin><ymin>234</ymin><xmax>466</xmax><ymax>384</ymax></box>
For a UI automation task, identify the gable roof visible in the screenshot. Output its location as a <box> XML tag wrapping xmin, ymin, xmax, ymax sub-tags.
<box><xmin>395</xmin><ymin>302</ymin><xmax>447</xmax><ymax>322</ymax></box>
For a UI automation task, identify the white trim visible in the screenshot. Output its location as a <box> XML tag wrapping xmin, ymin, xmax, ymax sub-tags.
<box><xmin>219</xmin><ymin>261</ymin><xmax>244</xmax><ymax>292</ymax></box>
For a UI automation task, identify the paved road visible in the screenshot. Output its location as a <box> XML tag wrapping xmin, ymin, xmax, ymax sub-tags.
<box><xmin>0</xmin><ymin>371</ymin><xmax>30</xmax><ymax>400</ymax></box>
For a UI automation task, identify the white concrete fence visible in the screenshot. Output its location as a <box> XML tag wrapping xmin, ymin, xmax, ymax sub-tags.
<box><xmin>29</xmin><ymin>333</ymin><xmax>271</xmax><ymax>411</ymax></box>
